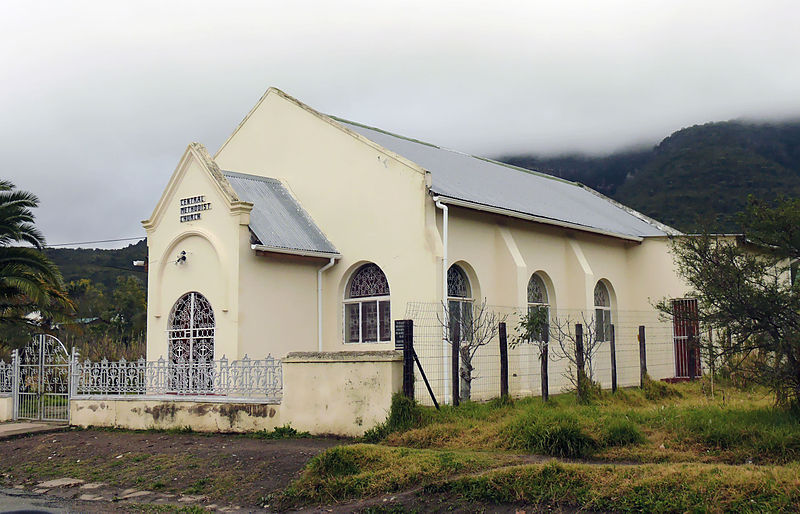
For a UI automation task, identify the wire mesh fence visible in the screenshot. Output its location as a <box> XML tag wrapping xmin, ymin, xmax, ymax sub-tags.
<box><xmin>405</xmin><ymin>301</ymin><xmax>679</xmax><ymax>406</ymax></box>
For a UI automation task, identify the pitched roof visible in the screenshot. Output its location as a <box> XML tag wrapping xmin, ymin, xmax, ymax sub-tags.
<box><xmin>334</xmin><ymin>118</ymin><xmax>679</xmax><ymax>239</ymax></box>
<box><xmin>222</xmin><ymin>171</ymin><xmax>339</xmax><ymax>257</ymax></box>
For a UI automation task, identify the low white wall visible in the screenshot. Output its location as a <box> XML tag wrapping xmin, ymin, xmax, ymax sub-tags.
<box><xmin>70</xmin><ymin>398</ymin><xmax>282</xmax><ymax>432</ymax></box>
<box><xmin>69</xmin><ymin>350</ymin><xmax>404</xmax><ymax>437</ymax></box>
<box><xmin>281</xmin><ymin>351</ymin><xmax>403</xmax><ymax>436</ymax></box>
<box><xmin>0</xmin><ymin>395</ymin><xmax>12</xmax><ymax>422</ymax></box>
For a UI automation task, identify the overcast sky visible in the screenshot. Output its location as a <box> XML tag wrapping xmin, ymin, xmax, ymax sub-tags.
<box><xmin>2</xmin><ymin>0</ymin><xmax>799</xmax><ymax>248</ymax></box>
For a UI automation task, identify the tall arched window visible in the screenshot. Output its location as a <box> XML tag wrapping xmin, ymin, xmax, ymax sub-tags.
<box><xmin>345</xmin><ymin>263</ymin><xmax>391</xmax><ymax>343</ymax></box>
<box><xmin>168</xmin><ymin>291</ymin><xmax>215</xmax><ymax>363</ymax></box>
<box><xmin>447</xmin><ymin>265</ymin><xmax>473</xmax><ymax>342</ymax></box>
<box><xmin>527</xmin><ymin>273</ymin><xmax>550</xmax><ymax>340</ymax></box>
<box><xmin>594</xmin><ymin>281</ymin><xmax>612</xmax><ymax>342</ymax></box>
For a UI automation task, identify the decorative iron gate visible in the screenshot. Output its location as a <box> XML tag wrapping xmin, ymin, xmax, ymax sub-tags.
<box><xmin>13</xmin><ymin>334</ymin><xmax>72</xmax><ymax>422</ymax></box>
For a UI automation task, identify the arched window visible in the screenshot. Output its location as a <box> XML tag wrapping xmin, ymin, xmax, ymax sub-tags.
<box><xmin>594</xmin><ymin>281</ymin><xmax>612</xmax><ymax>342</ymax></box>
<box><xmin>168</xmin><ymin>291</ymin><xmax>215</xmax><ymax>363</ymax></box>
<box><xmin>345</xmin><ymin>263</ymin><xmax>391</xmax><ymax>343</ymax></box>
<box><xmin>527</xmin><ymin>273</ymin><xmax>550</xmax><ymax>340</ymax></box>
<box><xmin>168</xmin><ymin>292</ymin><xmax>215</xmax><ymax>392</ymax></box>
<box><xmin>447</xmin><ymin>265</ymin><xmax>473</xmax><ymax>342</ymax></box>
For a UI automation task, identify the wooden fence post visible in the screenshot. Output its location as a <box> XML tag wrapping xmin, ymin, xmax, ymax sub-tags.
<box><xmin>452</xmin><ymin>324</ymin><xmax>460</xmax><ymax>406</ymax></box>
<box><xmin>639</xmin><ymin>325</ymin><xmax>647</xmax><ymax>388</ymax></box>
<box><xmin>575</xmin><ymin>323</ymin><xmax>585</xmax><ymax>401</ymax></box>
<box><xmin>499</xmin><ymin>322</ymin><xmax>509</xmax><ymax>399</ymax></box>
<box><xmin>609</xmin><ymin>324</ymin><xmax>617</xmax><ymax>393</ymax></box>
<box><xmin>395</xmin><ymin>320</ymin><xmax>415</xmax><ymax>400</ymax></box>
<box><xmin>541</xmin><ymin>324</ymin><xmax>549</xmax><ymax>402</ymax></box>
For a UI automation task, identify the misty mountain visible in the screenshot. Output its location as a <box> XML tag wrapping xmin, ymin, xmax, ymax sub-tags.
<box><xmin>501</xmin><ymin>120</ymin><xmax>800</xmax><ymax>232</ymax></box>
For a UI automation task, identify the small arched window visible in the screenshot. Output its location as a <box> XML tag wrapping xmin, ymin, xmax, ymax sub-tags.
<box><xmin>345</xmin><ymin>263</ymin><xmax>391</xmax><ymax>343</ymax></box>
<box><xmin>447</xmin><ymin>265</ymin><xmax>473</xmax><ymax>342</ymax></box>
<box><xmin>594</xmin><ymin>281</ymin><xmax>612</xmax><ymax>342</ymax></box>
<box><xmin>527</xmin><ymin>274</ymin><xmax>550</xmax><ymax>340</ymax></box>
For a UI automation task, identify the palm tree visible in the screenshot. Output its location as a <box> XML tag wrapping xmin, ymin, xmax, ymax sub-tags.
<box><xmin>0</xmin><ymin>180</ymin><xmax>70</xmax><ymax>328</ymax></box>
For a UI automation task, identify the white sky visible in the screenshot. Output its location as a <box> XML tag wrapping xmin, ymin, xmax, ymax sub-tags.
<box><xmin>2</xmin><ymin>0</ymin><xmax>799</xmax><ymax>247</ymax></box>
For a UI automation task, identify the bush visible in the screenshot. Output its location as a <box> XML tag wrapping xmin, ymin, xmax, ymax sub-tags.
<box><xmin>643</xmin><ymin>376</ymin><xmax>682</xmax><ymax>401</ymax></box>
<box><xmin>309</xmin><ymin>447</ymin><xmax>361</xmax><ymax>477</ymax></box>
<box><xmin>252</xmin><ymin>424</ymin><xmax>310</xmax><ymax>439</ymax></box>
<box><xmin>507</xmin><ymin>413</ymin><xmax>598</xmax><ymax>458</ymax></box>
<box><xmin>362</xmin><ymin>393</ymin><xmax>423</xmax><ymax>443</ymax></box>
<box><xmin>603</xmin><ymin>419</ymin><xmax>645</xmax><ymax>447</ymax></box>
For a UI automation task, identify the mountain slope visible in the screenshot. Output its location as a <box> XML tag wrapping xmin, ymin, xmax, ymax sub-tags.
<box><xmin>502</xmin><ymin>120</ymin><xmax>800</xmax><ymax>232</ymax></box>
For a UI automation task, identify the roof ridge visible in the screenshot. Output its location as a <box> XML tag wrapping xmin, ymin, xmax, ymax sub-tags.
<box><xmin>222</xmin><ymin>169</ymin><xmax>280</xmax><ymax>183</ymax></box>
<box><xmin>329</xmin><ymin>116</ymin><xmax>580</xmax><ymax>186</ymax></box>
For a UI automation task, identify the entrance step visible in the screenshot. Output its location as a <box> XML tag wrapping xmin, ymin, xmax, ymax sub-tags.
<box><xmin>0</xmin><ymin>422</ymin><xmax>68</xmax><ymax>440</ymax></box>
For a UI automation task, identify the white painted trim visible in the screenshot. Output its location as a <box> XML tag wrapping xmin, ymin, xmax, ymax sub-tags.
<box><xmin>250</xmin><ymin>244</ymin><xmax>341</xmax><ymax>259</ymax></box>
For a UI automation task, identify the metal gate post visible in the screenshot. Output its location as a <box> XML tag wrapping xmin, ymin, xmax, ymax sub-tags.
<box><xmin>11</xmin><ymin>349</ymin><xmax>19</xmax><ymax>420</ymax></box>
<box><xmin>68</xmin><ymin>347</ymin><xmax>77</xmax><ymax>423</ymax></box>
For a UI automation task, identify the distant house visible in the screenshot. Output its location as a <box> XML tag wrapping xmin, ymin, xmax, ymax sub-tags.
<box><xmin>143</xmin><ymin>88</ymin><xmax>694</xmax><ymax>402</ymax></box>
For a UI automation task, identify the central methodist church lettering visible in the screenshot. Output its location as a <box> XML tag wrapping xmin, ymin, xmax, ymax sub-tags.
<box><xmin>179</xmin><ymin>195</ymin><xmax>211</xmax><ymax>222</ymax></box>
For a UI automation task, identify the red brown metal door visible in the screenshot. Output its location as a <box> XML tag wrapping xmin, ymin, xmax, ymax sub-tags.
<box><xmin>672</xmin><ymin>299</ymin><xmax>701</xmax><ymax>378</ymax></box>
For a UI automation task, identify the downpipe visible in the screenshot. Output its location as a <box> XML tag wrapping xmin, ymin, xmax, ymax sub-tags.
<box><xmin>433</xmin><ymin>197</ymin><xmax>450</xmax><ymax>404</ymax></box>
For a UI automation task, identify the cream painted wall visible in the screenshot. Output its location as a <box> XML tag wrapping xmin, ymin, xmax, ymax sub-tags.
<box><xmin>237</xmin><ymin>239</ymin><xmax>321</xmax><ymax>359</ymax></box>
<box><xmin>144</xmin><ymin>147</ymin><xmax>249</xmax><ymax>361</ymax></box>
<box><xmin>69</xmin><ymin>351</ymin><xmax>403</xmax><ymax>437</ymax></box>
<box><xmin>70</xmin><ymin>399</ymin><xmax>281</xmax><ymax>433</ymax></box>
<box><xmin>281</xmin><ymin>351</ymin><xmax>403</xmax><ymax>436</ymax></box>
<box><xmin>415</xmin><ymin>206</ymin><xmax>693</xmax><ymax>401</ymax></box>
<box><xmin>0</xmin><ymin>395</ymin><xmax>11</xmax><ymax>422</ymax></box>
<box><xmin>214</xmin><ymin>91</ymin><xmax>441</xmax><ymax>353</ymax></box>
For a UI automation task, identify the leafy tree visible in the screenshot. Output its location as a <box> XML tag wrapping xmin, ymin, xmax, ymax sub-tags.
<box><xmin>107</xmin><ymin>275</ymin><xmax>146</xmax><ymax>345</ymax></box>
<box><xmin>660</xmin><ymin>197</ymin><xmax>800</xmax><ymax>406</ymax></box>
<box><xmin>0</xmin><ymin>180</ymin><xmax>70</xmax><ymax>331</ymax></box>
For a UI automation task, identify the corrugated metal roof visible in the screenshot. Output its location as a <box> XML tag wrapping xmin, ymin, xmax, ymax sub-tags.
<box><xmin>222</xmin><ymin>171</ymin><xmax>339</xmax><ymax>256</ymax></box>
<box><xmin>335</xmin><ymin>119</ymin><xmax>675</xmax><ymax>238</ymax></box>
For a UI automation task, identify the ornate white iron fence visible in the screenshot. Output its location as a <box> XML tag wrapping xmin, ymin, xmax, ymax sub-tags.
<box><xmin>72</xmin><ymin>354</ymin><xmax>282</xmax><ymax>402</ymax></box>
<box><xmin>0</xmin><ymin>358</ymin><xmax>12</xmax><ymax>393</ymax></box>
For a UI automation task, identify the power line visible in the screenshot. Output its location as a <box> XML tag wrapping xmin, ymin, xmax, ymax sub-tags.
<box><xmin>45</xmin><ymin>236</ymin><xmax>146</xmax><ymax>248</ymax></box>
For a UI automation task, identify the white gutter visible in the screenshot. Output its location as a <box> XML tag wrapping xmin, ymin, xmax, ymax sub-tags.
<box><xmin>250</xmin><ymin>244</ymin><xmax>341</xmax><ymax>259</ymax></box>
<box><xmin>317</xmin><ymin>257</ymin><xmax>338</xmax><ymax>352</ymax></box>
<box><xmin>432</xmin><ymin>196</ymin><xmax>644</xmax><ymax>243</ymax></box>
<box><xmin>433</xmin><ymin>196</ymin><xmax>450</xmax><ymax>404</ymax></box>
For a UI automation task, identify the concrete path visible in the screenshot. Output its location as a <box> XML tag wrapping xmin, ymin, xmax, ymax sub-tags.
<box><xmin>0</xmin><ymin>421</ymin><xmax>68</xmax><ymax>440</ymax></box>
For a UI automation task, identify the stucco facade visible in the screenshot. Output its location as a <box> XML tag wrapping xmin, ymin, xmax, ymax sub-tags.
<box><xmin>143</xmin><ymin>87</ymin><xmax>692</xmax><ymax>404</ymax></box>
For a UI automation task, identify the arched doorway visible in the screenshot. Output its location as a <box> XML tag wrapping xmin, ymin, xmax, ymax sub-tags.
<box><xmin>167</xmin><ymin>292</ymin><xmax>215</xmax><ymax>392</ymax></box>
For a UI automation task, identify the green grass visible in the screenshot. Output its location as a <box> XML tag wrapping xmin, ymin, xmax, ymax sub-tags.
<box><xmin>430</xmin><ymin>461</ymin><xmax>800</xmax><ymax>513</ymax></box>
<box><xmin>276</xmin><ymin>444</ymin><xmax>518</xmax><ymax>507</ymax></box>
<box><xmin>277</xmin><ymin>443</ymin><xmax>800</xmax><ymax>512</ymax></box>
<box><xmin>383</xmin><ymin>381</ymin><xmax>800</xmax><ymax>464</ymax></box>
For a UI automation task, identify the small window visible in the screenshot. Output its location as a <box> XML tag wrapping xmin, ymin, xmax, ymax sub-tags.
<box><xmin>527</xmin><ymin>273</ymin><xmax>550</xmax><ymax>341</ymax></box>
<box><xmin>344</xmin><ymin>263</ymin><xmax>391</xmax><ymax>343</ymax></box>
<box><xmin>447</xmin><ymin>265</ymin><xmax>473</xmax><ymax>342</ymax></box>
<box><xmin>594</xmin><ymin>281</ymin><xmax>612</xmax><ymax>342</ymax></box>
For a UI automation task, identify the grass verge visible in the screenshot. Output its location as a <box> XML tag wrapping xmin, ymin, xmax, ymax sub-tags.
<box><xmin>273</xmin><ymin>444</ymin><xmax>520</xmax><ymax>508</ymax></box>
<box><xmin>384</xmin><ymin>381</ymin><xmax>800</xmax><ymax>464</ymax></box>
<box><xmin>430</xmin><ymin>461</ymin><xmax>800</xmax><ymax>513</ymax></box>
